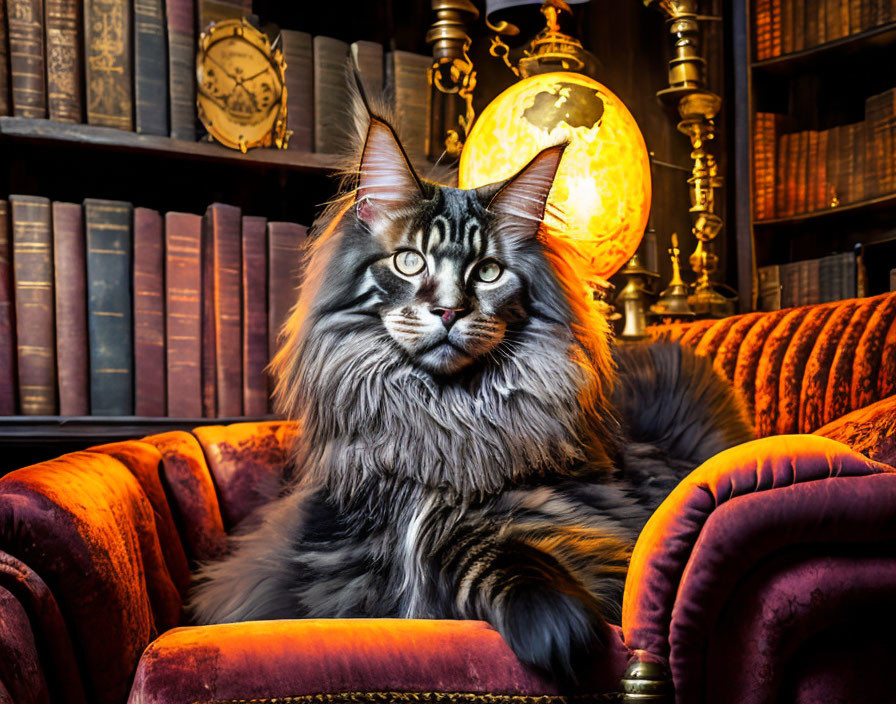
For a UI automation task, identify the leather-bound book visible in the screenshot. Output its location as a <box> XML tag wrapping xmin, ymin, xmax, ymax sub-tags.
<box><xmin>281</xmin><ymin>29</ymin><xmax>313</xmax><ymax>152</ymax></box>
<box><xmin>84</xmin><ymin>0</ymin><xmax>132</xmax><ymax>129</ymax></box>
<box><xmin>201</xmin><ymin>209</ymin><xmax>216</xmax><ymax>417</ymax></box>
<box><xmin>792</xmin><ymin>0</ymin><xmax>806</xmax><ymax>51</ymax></box>
<box><xmin>134</xmin><ymin>0</ymin><xmax>168</xmax><ymax>135</ymax></box>
<box><xmin>196</xmin><ymin>0</ymin><xmax>250</xmax><ymax>34</ymax></box>
<box><xmin>205</xmin><ymin>203</ymin><xmax>242</xmax><ymax>418</ymax></box>
<box><xmin>351</xmin><ymin>40</ymin><xmax>384</xmax><ymax>96</ymax></box>
<box><xmin>10</xmin><ymin>196</ymin><xmax>55</xmax><ymax>415</ymax></box>
<box><xmin>0</xmin><ymin>2</ymin><xmax>9</xmax><ymax>115</ymax></box>
<box><xmin>388</xmin><ymin>50</ymin><xmax>432</xmax><ymax>159</ymax></box>
<box><xmin>267</xmin><ymin>221</ymin><xmax>307</xmax><ymax>364</ymax></box>
<box><xmin>754</xmin><ymin>0</ymin><xmax>771</xmax><ymax>60</ymax></box>
<box><xmin>44</xmin><ymin>0</ymin><xmax>82</xmax><ymax>121</ymax></box>
<box><xmin>806</xmin><ymin>0</ymin><xmax>819</xmax><ymax>50</ymax></box>
<box><xmin>775</xmin><ymin>132</ymin><xmax>789</xmax><ymax>216</ymax></box>
<box><xmin>52</xmin><ymin>202</ymin><xmax>88</xmax><ymax>415</ymax></box>
<box><xmin>850</xmin><ymin>0</ymin><xmax>862</xmax><ymax>32</ymax></box>
<box><xmin>815</xmin><ymin>129</ymin><xmax>829</xmax><ymax>210</ymax></box>
<box><xmin>785</xmin><ymin>131</ymin><xmax>800</xmax><ymax>216</ymax></box>
<box><xmin>241</xmin><ymin>215</ymin><xmax>267</xmax><ymax>417</ymax></box>
<box><xmin>0</xmin><ymin>202</ymin><xmax>16</xmax><ymax>414</ymax></box>
<box><xmin>165</xmin><ymin>0</ymin><xmax>195</xmax><ymax>140</ymax></box>
<box><xmin>771</xmin><ymin>0</ymin><xmax>782</xmax><ymax>55</ymax></box>
<box><xmin>825</xmin><ymin>125</ymin><xmax>841</xmax><ymax>206</ymax></box>
<box><xmin>825</xmin><ymin>0</ymin><xmax>841</xmax><ymax>39</ymax></box>
<box><xmin>7</xmin><ymin>0</ymin><xmax>47</xmax><ymax>117</ymax></box>
<box><xmin>84</xmin><ymin>199</ymin><xmax>133</xmax><ymax>415</ymax></box>
<box><xmin>313</xmin><ymin>35</ymin><xmax>350</xmax><ymax>153</ymax></box>
<box><xmin>165</xmin><ymin>212</ymin><xmax>202</xmax><ymax>418</ymax></box>
<box><xmin>851</xmin><ymin>122</ymin><xmax>866</xmax><ymax>203</ymax></box>
<box><xmin>134</xmin><ymin>207</ymin><xmax>165</xmax><ymax>416</ymax></box>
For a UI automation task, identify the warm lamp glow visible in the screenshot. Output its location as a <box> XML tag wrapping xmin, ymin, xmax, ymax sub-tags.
<box><xmin>459</xmin><ymin>72</ymin><xmax>651</xmax><ymax>280</ymax></box>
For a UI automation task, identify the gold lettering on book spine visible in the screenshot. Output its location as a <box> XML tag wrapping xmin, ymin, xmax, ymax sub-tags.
<box><xmin>86</xmin><ymin>0</ymin><xmax>132</xmax><ymax>129</ymax></box>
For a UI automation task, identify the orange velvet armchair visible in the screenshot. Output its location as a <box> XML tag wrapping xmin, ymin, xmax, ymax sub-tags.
<box><xmin>0</xmin><ymin>293</ymin><xmax>894</xmax><ymax>704</ymax></box>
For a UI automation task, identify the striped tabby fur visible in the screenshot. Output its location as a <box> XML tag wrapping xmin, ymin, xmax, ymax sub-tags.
<box><xmin>190</xmin><ymin>95</ymin><xmax>754</xmax><ymax>684</ymax></box>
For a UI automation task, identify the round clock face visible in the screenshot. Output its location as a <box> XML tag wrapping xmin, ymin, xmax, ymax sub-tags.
<box><xmin>197</xmin><ymin>20</ymin><xmax>287</xmax><ymax>150</ymax></box>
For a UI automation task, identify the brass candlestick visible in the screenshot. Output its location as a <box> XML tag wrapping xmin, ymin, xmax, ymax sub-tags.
<box><xmin>616</xmin><ymin>253</ymin><xmax>659</xmax><ymax>340</ymax></box>
<box><xmin>651</xmin><ymin>232</ymin><xmax>695</xmax><ymax>319</ymax></box>
<box><xmin>645</xmin><ymin>0</ymin><xmax>735</xmax><ymax>317</ymax></box>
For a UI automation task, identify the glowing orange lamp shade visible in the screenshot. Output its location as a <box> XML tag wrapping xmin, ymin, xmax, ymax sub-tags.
<box><xmin>459</xmin><ymin>72</ymin><xmax>651</xmax><ymax>280</ymax></box>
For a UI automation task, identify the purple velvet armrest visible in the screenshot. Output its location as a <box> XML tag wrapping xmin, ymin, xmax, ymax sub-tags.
<box><xmin>621</xmin><ymin>435</ymin><xmax>896</xmax><ymax>704</ymax></box>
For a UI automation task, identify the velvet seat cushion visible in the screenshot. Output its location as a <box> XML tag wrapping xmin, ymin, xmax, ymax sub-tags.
<box><xmin>127</xmin><ymin>619</ymin><xmax>632</xmax><ymax>704</ymax></box>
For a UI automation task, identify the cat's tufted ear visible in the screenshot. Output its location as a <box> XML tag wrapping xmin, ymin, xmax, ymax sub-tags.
<box><xmin>356</xmin><ymin>117</ymin><xmax>424</xmax><ymax>228</ymax></box>
<box><xmin>482</xmin><ymin>143</ymin><xmax>567</xmax><ymax>236</ymax></box>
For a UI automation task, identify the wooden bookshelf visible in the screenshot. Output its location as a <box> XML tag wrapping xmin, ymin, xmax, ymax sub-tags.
<box><xmin>0</xmin><ymin>415</ymin><xmax>279</xmax><ymax>443</ymax></box>
<box><xmin>752</xmin><ymin>20</ymin><xmax>896</xmax><ymax>75</ymax></box>
<box><xmin>0</xmin><ymin>117</ymin><xmax>340</xmax><ymax>174</ymax></box>
<box><xmin>732</xmin><ymin>0</ymin><xmax>896</xmax><ymax>309</ymax></box>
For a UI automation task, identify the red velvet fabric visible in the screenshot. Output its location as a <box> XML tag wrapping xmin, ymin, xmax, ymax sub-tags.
<box><xmin>649</xmin><ymin>292</ymin><xmax>896</xmax><ymax>435</ymax></box>
<box><xmin>704</xmin><ymin>553</ymin><xmax>896</xmax><ymax>704</ymax></box>
<box><xmin>814</xmin><ymin>394</ymin><xmax>896</xmax><ymax>467</ymax></box>
<box><xmin>0</xmin><ymin>450</ymin><xmax>182</xmax><ymax>704</ymax></box>
<box><xmin>621</xmin><ymin>435</ymin><xmax>895</xmax><ymax>665</ymax></box>
<box><xmin>127</xmin><ymin>620</ymin><xmax>630</xmax><ymax>704</ymax></box>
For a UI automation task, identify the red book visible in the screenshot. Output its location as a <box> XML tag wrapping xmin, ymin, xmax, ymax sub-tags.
<box><xmin>165</xmin><ymin>212</ymin><xmax>202</xmax><ymax>418</ymax></box>
<box><xmin>776</xmin><ymin>132</ymin><xmax>790</xmax><ymax>216</ymax></box>
<box><xmin>52</xmin><ymin>202</ymin><xmax>88</xmax><ymax>415</ymax></box>
<box><xmin>204</xmin><ymin>203</ymin><xmax>243</xmax><ymax>418</ymax></box>
<box><xmin>267</xmin><ymin>221</ymin><xmax>308</xmax><ymax>363</ymax></box>
<box><xmin>805</xmin><ymin>130</ymin><xmax>819</xmax><ymax>212</ymax></box>
<box><xmin>815</xmin><ymin>129</ymin><xmax>829</xmax><ymax>210</ymax></box>
<box><xmin>0</xmin><ymin>202</ymin><xmax>16</xmax><ymax>414</ymax></box>
<box><xmin>201</xmin><ymin>210</ymin><xmax>216</xmax><ymax>417</ymax></box>
<box><xmin>134</xmin><ymin>207</ymin><xmax>166</xmax><ymax>416</ymax></box>
<box><xmin>241</xmin><ymin>215</ymin><xmax>268</xmax><ymax>417</ymax></box>
<box><xmin>10</xmin><ymin>195</ymin><xmax>56</xmax><ymax>415</ymax></box>
<box><xmin>754</xmin><ymin>0</ymin><xmax>772</xmax><ymax>60</ymax></box>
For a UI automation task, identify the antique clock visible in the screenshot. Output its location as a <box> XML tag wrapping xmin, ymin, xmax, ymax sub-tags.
<box><xmin>196</xmin><ymin>17</ymin><xmax>290</xmax><ymax>152</ymax></box>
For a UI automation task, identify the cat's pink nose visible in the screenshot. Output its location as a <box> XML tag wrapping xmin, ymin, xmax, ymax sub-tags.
<box><xmin>430</xmin><ymin>306</ymin><xmax>471</xmax><ymax>329</ymax></box>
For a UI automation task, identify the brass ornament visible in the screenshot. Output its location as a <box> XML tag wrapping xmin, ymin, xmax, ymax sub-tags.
<box><xmin>616</xmin><ymin>253</ymin><xmax>659</xmax><ymax>341</ymax></box>
<box><xmin>651</xmin><ymin>232</ymin><xmax>695</xmax><ymax>319</ymax></box>
<box><xmin>196</xmin><ymin>18</ymin><xmax>291</xmax><ymax>153</ymax></box>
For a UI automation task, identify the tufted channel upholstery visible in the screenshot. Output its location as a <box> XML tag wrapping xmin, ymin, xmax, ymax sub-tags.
<box><xmin>0</xmin><ymin>294</ymin><xmax>894</xmax><ymax>704</ymax></box>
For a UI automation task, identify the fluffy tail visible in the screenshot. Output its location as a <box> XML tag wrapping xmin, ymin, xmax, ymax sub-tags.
<box><xmin>610</xmin><ymin>342</ymin><xmax>755</xmax><ymax>511</ymax></box>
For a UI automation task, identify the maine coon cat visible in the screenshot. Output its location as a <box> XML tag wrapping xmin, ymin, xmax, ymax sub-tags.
<box><xmin>191</xmin><ymin>99</ymin><xmax>754</xmax><ymax>683</ymax></box>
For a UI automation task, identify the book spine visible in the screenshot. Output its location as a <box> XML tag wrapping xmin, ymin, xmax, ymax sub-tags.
<box><xmin>164</xmin><ymin>212</ymin><xmax>202</xmax><ymax>417</ymax></box>
<box><xmin>754</xmin><ymin>0</ymin><xmax>771</xmax><ymax>60</ymax></box>
<box><xmin>390</xmin><ymin>51</ymin><xmax>432</xmax><ymax>159</ymax></box>
<box><xmin>134</xmin><ymin>0</ymin><xmax>168</xmax><ymax>135</ymax></box>
<box><xmin>757</xmin><ymin>264</ymin><xmax>782</xmax><ymax>311</ymax></box>
<box><xmin>0</xmin><ymin>202</ymin><xmax>16</xmax><ymax>414</ymax></box>
<box><xmin>0</xmin><ymin>1</ymin><xmax>9</xmax><ymax>115</ymax></box>
<box><xmin>133</xmin><ymin>207</ymin><xmax>165</xmax><ymax>416</ymax></box>
<box><xmin>52</xmin><ymin>202</ymin><xmax>89</xmax><ymax>415</ymax></box>
<box><xmin>201</xmin><ymin>208</ymin><xmax>216</xmax><ymax>417</ymax></box>
<box><xmin>806</xmin><ymin>0</ymin><xmax>819</xmax><ymax>49</ymax></box>
<box><xmin>795</xmin><ymin>130</ymin><xmax>810</xmax><ymax>214</ymax></box>
<box><xmin>313</xmin><ymin>35</ymin><xmax>350</xmax><ymax>153</ymax></box>
<box><xmin>852</xmin><ymin>122</ymin><xmax>866</xmax><ymax>202</ymax></box>
<box><xmin>44</xmin><ymin>0</ymin><xmax>81</xmax><ymax>121</ymax></box>
<box><xmin>806</xmin><ymin>130</ymin><xmax>819</xmax><ymax>212</ymax></box>
<box><xmin>806</xmin><ymin>257</ymin><xmax>821</xmax><ymax>305</ymax></box>
<box><xmin>816</xmin><ymin>0</ymin><xmax>827</xmax><ymax>43</ymax></box>
<box><xmin>850</xmin><ymin>0</ymin><xmax>862</xmax><ymax>32</ymax></box>
<box><xmin>885</xmin><ymin>90</ymin><xmax>896</xmax><ymax>196</ymax></box>
<box><xmin>824</xmin><ymin>0</ymin><xmax>840</xmax><ymax>40</ymax></box>
<box><xmin>793</xmin><ymin>0</ymin><xmax>806</xmax><ymax>51</ymax></box>
<box><xmin>842</xmin><ymin>251</ymin><xmax>856</xmax><ymax>298</ymax></box>
<box><xmin>84</xmin><ymin>0</ymin><xmax>133</xmax><ymax>129</ymax></box>
<box><xmin>837</xmin><ymin>124</ymin><xmax>855</xmax><ymax>204</ymax></box>
<box><xmin>785</xmin><ymin>130</ymin><xmax>800</xmax><ymax>215</ymax></box>
<box><xmin>267</xmin><ymin>221</ymin><xmax>307</xmax><ymax>367</ymax></box>
<box><xmin>840</xmin><ymin>0</ymin><xmax>851</xmax><ymax>35</ymax></box>
<box><xmin>7</xmin><ymin>0</ymin><xmax>47</xmax><ymax>117</ymax></box>
<box><xmin>826</xmin><ymin>124</ymin><xmax>841</xmax><ymax>206</ymax></box>
<box><xmin>815</xmin><ymin>129</ymin><xmax>829</xmax><ymax>210</ymax></box>
<box><xmin>165</xmin><ymin>0</ymin><xmax>195</xmax><ymax>140</ymax></box>
<box><xmin>753</xmin><ymin>114</ymin><xmax>764</xmax><ymax>218</ymax></box>
<box><xmin>776</xmin><ymin>132</ymin><xmax>790</xmax><ymax>216</ymax></box>
<box><xmin>281</xmin><ymin>29</ymin><xmax>313</xmax><ymax>152</ymax></box>
<box><xmin>84</xmin><ymin>199</ymin><xmax>133</xmax><ymax>415</ymax></box>
<box><xmin>10</xmin><ymin>196</ymin><xmax>56</xmax><ymax>415</ymax></box>
<box><xmin>771</xmin><ymin>0</ymin><xmax>783</xmax><ymax>55</ymax></box>
<box><xmin>241</xmin><ymin>215</ymin><xmax>267</xmax><ymax>416</ymax></box>
<box><xmin>208</xmin><ymin>203</ymin><xmax>242</xmax><ymax>418</ymax></box>
<box><xmin>782</xmin><ymin>0</ymin><xmax>794</xmax><ymax>53</ymax></box>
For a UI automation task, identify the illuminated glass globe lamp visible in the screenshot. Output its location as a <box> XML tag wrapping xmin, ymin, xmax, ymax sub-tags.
<box><xmin>457</xmin><ymin>2</ymin><xmax>652</xmax><ymax>286</ymax></box>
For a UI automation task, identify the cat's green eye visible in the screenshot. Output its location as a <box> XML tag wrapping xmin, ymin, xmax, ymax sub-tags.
<box><xmin>475</xmin><ymin>259</ymin><xmax>503</xmax><ymax>283</ymax></box>
<box><xmin>394</xmin><ymin>249</ymin><xmax>426</xmax><ymax>276</ymax></box>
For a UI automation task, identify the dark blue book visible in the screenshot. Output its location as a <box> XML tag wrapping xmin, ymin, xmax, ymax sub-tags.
<box><xmin>85</xmin><ymin>199</ymin><xmax>134</xmax><ymax>415</ymax></box>
<box><xmin>135</xmin><ymin>0</ymin><xmax>169</xmax><ymax>135</ymax></box>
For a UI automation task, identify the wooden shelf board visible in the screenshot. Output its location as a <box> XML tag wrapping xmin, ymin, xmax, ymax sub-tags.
<box><xmin>0</xmin><ymin>117</ymin><xmax>340</xmax><ymax>174</ymax></box>
<box><xmin>0</xmin><ymin>415</ymin><xmax>281</xmax><ymax>443</ymax></box>
<box><xmin>752</xmin><ymin>22</ymin><xmax>896</xmax><ymax>75</ymax></box>
<box><xmin>753</xmin><ymin>191</ymin><xmax>896</xmax><ymax>227</ymax></box>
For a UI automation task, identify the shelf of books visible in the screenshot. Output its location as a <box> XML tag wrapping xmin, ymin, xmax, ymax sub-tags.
<box><xmin>738</xmin><ymin>0</ymin><xmax>896</xmax><ymax>313</ymax></box>
<box><xmin>0</xmin><ymin>1</ymin><xmax>436</xmax><ymax>470</ymax></box>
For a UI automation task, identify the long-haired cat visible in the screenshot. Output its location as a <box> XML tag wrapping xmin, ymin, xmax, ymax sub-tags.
<box><xmin>190</xmin><ymin>96</ymin><xmax>753</xmax><ymax>684</ymax></box>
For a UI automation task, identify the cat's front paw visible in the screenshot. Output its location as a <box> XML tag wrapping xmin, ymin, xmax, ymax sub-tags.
<box><xmin>493</xmin><ymin>581</ymin><xmax>606</xmax><ymax>685</ymax></box>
